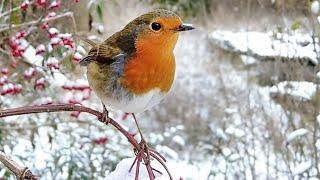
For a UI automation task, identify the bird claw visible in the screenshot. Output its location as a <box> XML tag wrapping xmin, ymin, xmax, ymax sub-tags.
<box><xmin>129</xmin><ymin>140</ymin><xmax>172</xmax><ymax>180</ymax></box>
<box><xmin>99</xmin><ymin>105</ymin><xmax>110</xmax><ymax>125</ymax></box>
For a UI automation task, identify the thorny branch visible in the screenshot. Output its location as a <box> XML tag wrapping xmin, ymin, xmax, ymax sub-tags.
<box><xmin>0</xmin><ymin>104</ymin><xmax>172</xmax><ymax>180</ymax></box>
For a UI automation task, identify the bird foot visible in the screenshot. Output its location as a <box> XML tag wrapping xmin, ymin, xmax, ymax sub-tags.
<box><xmin>99</xmin><ymin>105</ymin><xmax>110</xmax><ymax>125</ymax></box>
<box><xmin>129</xmin><ymin>140</ymin><xmax>172</xmax><ymax>180</ymax></box>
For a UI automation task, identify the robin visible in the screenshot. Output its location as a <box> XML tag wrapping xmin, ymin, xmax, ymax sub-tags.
<box><xmin>80</xmin><ymin>9</ymin><xmax>194</xmax><ymax>148</ymax></box>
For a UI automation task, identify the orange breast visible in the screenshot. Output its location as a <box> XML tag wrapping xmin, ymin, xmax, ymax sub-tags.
<box><xmin>121</xmin><ymin>29</ymin><xmax>178</xmax><ymax>95</ymax></box>
<box><xmin>121</xmin><ymin>52</ymin><xmax>175</xmax><ymax>95</ymax></box>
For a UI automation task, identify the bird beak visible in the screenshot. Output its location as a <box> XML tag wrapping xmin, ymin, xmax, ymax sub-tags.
<box><xmin>175</xmin><ymin>24</ymin><xmax>195</xmax><ymax>31</ymax></box>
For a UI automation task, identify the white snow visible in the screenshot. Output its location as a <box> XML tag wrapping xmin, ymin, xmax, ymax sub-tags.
<box><xmin>48</xmin><ymin>27</ymin><xmax>59</xmax><ymax>35</ymax></box>
<box><xmin>311</xmin><ymin>1</ymin><xmax>320</xmax><ymax>14</ymax></box>
<box><xmin>225</xmin><ymin>126</ymin><xmax>245</xmax><ymax>138</ymax></box>
<box><xmin>269</xmin><ymin>81</ymin><xmax>318</xmax><ymax>101</ymax></box>
<box><xmin>106</xmin><ymin>158</ymin><xmax>211</xmax><ymax>180</ymax></box>
<box><xmin>210</xmin><ymin>30</ymin><xmax>319</xmax><ymax>65</ymax></box>
<box><xmin>292</xmin><ymin>161</ymin><xmax>312</xmax><ymax>175</ymax></box>
<box><xmin>286</xmin><ymin>128</ymin><xmax>309</xmax><ymax>144</ymax></box>
<box><xmin>240</xmin><ymin>55</ymin><xmax>257</xmax><ymax>65</ymax></box>
<box><xmin>172</xmin><ymin>135</ymin><xmax>185</xmax><ymax>146</ymax></box>
<box><xmin>21</xmin><ymin>39</ymin><xmax>44</xmax><ymax>66</ymax></box>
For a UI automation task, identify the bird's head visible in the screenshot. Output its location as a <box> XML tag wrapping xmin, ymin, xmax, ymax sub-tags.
<box><xmin>122</xmin><ymin>9</ymin><xmax>194</xmax><ymax>55</ymax></box>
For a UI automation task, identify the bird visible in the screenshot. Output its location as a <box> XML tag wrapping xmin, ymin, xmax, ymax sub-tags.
<box><xmin>80</xmin><ymin>9</ymin><xmax>194</xmax><ymax>147</ymax></box>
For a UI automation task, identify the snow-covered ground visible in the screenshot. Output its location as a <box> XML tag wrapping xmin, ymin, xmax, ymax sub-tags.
<box><xmin>210</xmin><ymin>30</ymin><xmax>320</xmax><ymax>65</ymax></box>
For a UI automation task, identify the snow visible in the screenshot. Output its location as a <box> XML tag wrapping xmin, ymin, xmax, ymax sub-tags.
<box><xmin>311</xmin><ymin>1</ymin><xmax>320</xmax><ymax>14</ymax></box>
<box><xmin>210</xmin><ymin>30</ymin><xmax>319</xmax><ymax>65</ymax></box>
<box><xmin>21</xmin><ymin>39</ymin><xmax>44</xmax><ymax>66</ymax></box>
<box><xmin>286</xmin><ymin>128</ymin><xmax>309</xmax><ymax>144</ymax></box>
<box><xmin>225</xmin><ymin>126</ymin><xmax>245</xmax><ymax>138</ymax></box>
<box><xmin>106</xmin><ymin>158</ymin><xmax>211</xmax><ymax>180</ymax></box>
<box><xmin>269</xmin><ymin>81</ymin><xmax>318</xmax><ymax>101</ymax></box>
<box><xmin>172</xmin><ymin>135</ymin><xmax>185</xmax><ymax>146</ymax></box>
<box><xmin>292</xmin><ymin>161</ymin><xmax>312</xmax><ymax>175</ymax></box>
<box><xmin>48</xmin><ymin>27</ymin><xmax>59</xmax><ymax>35</ymax></box>
<box><xmin>240</xmin><ymin>55</ymin><xmax>257</xmax><ymax>65</ymax></box>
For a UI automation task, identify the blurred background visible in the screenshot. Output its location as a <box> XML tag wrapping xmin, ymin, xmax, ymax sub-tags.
<box><xmin>0</xmin><ymin>0</ymin><xmax>320</xmax><ymax>179</ymax></box>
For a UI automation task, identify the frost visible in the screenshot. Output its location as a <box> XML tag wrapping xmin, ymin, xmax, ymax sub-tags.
<box><xmin>286</xmin><ymin>128</ymin><xmax>309</xmax><ymax>143</ymax></box>
<box><xmin>292</xmin><ymin>161</ymin><xmax>312</xmax><ymax>175</ymax></box>
<box><xmin>269</xmin><ymin>81</ymin><xmax>318</xmax><ymax>101</ymax></box>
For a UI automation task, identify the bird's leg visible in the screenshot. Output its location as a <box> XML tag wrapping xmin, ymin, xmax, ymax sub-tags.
<box><xmin>129</xmin><ymin>113</ymin><xmax>172</xmax><ymax>180</ymax></box>
<box><xmin>100</xmin><ymin>104</ymin><xmax>110</xmax><ymax>125</ymax></box>
<box><xmin>132</xmin><ymin>113</ymin><xmax>151</xmax><ymax>162</ymax></box>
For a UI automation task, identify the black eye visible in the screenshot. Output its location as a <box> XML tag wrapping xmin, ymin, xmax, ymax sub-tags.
<box><xmin>150</xmin><ymin>22</ymin><xmax>161</xmax><ymax>31</ymax></box>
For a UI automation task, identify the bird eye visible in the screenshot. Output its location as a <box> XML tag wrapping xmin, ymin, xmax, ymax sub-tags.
<box><xmin>150</xmin><ymin>22</ymin><xmax>161</xmax><ymax>32</ymax></box>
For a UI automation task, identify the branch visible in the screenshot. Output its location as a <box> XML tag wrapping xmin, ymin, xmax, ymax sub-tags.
<box><xmin>0</xmin><ymin>12</ymin><xmax>77</xmax><ymax>33</ymax></box>
<box><xmin>0</xmin><ymin>104</ymin><xmax>140</xmax><ymax>149</ymax></box>
<box><xmin>0</xmin><ymin>151</ymin><xmax>39</xmax><ymax>180</ymax></box>
<box><xmin>0</xmin><ymin>104</ymin><xmax>173</xmax><ymax>179</ymax></box>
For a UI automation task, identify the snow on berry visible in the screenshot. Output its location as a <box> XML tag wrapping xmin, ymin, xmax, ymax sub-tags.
<box><xmin>45</xmin><ymin>12</ymin><xmax>56</xmax><ymax>20</ymax></box>
<box><xmin>1</xmin><ymin>83</ymin><xmax>22</xmax><ymax>95</ymax></box>
<box><xmin>59</xmin><ymin>33</ymin><xmax>74</xmax><ymax>48</ymax></box>
<box><xmin>36</xmin><ymin>0</ymin><xmax>46</xmax><ymax>8</ymax></box>
<box><xmin>0</xmin><ymin>68</ymin><xmax>9</xmax><ymax>75</ymax></box>
<box><xmin>36</xmin><ymin>44</ymin><xmax>46</xmax><ymax>55</ymax></box>
<box><xmin>62</xmin><ymin>79</ymin><xmax>90</xmax><ymax>91</ymax></box>
<box><xmin>15</xmin><ymin>31</ymin><xmax>26</xmax><ymax>39</ymax></box>
<box><xmin>73</xmin><ymin>52</ymin><xmax>83</xmax><ymax>62</ymax></box>
<box><xmin>35</xmin><ymin>78</ymin><xmax>46</xmax><ymax>89</ymax></box>
<box><xmin>24</xmin><ymin>68</ymin><xmax>37</xmax><ymax>79</ymax></box>
<box><xmin>49</xmin><ymin>0</ymin><xmax>61</xmax><ymax>9</ymax></box>
<box><xmin>0</xmin><ymin>76</ymin><xmax>8</xmax><ymax>86</ymax></box>
<box><xmin>46</xmin><ymin>57</ymin><xmax>59</xmax><ymax>70</ymax></box>
<box><xmin>20</xmin><ymin>0</ymin><xmax>30</xmax><ymax>11</ymax></box>
<box><xmin>35</xmin><ymin>97</ymin><xmax>53</xmax><ymax>105</ymax></box>
<box><xmin>41</xmin><ymin>22</ymin><xmax>49</xmax><ymax>30</ymax></box>
<box><xmin>50</xmin><ymin>37</ymin><xmax>61</xmax><ymax>48</ymax></box>
<box><xmin>48</xmin><ymin>28</ymin><xmax>59</xmax><ymax>38</ymax></box>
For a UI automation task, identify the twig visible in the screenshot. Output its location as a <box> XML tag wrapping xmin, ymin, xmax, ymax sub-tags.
<box><xmin>0</xmin><ymin>12</ymin><xmax>76</xmax><ymax>33</ymax></box>
<box><xmin>0</xmin><ymin>151</ymin><xmax>39</xmax><ymax>180</ymax></box>
<box><xmin>0</xmin><ymin>104</ymin><xmax>140</xmax><ymax>149</ymax></box>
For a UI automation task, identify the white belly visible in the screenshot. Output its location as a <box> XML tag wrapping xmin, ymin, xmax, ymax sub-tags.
<box><xmin>100</xmin><ymin>88</ymin><xmax>166</xmax><ymax>113</ymax></box>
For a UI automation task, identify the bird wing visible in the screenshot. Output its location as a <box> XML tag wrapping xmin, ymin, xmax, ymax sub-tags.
<box><xmin>80</xmin><ymin>44</ymin><xmax>124</xmax><ymax>66</ymax></box>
